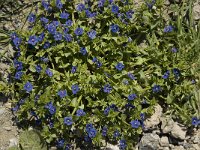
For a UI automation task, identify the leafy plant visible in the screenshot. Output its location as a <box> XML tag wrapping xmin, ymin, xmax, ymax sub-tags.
<box><xmin>9</xmin><ymin>0</ymin><xmax>200</xmax><ymax>149</ymax></box>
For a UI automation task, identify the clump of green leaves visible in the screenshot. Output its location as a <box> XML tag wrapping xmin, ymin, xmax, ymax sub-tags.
<box><xmin>9</xmin><ymin>0</ymin><xmax>200</xmax><ymax>149</ymax></box>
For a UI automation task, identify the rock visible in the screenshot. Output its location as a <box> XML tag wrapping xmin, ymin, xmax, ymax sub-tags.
<box><xmin>4</xmin><ymin>102</ymin><xmax>12</xmax><ymax>109</ymax></box>
<box><xmin>174</xmin><ymin>146</ymin><xmax>185</xmax><ymax>150</ymax></box>
<box><xmin>139</xmin><ymin>133</ymin><xmax>160</xmax><ymax>150</ymax></box>
<box><xmin>144</xmin><ymin>105</ymin><xmax>163</xmax><ymax>129</ymax></box>
<box><xmin>192</xmin><ymin>144</ymin><xmax>200</xmax><ymax>150</ymax></box>
<box><xmin>193</xmin><ymin>131</ymin><xmax>200</xmax><ymax>144</ymax></box>
<box><xmin>193</xmin><ymin>2</ymin><xmax>200</xmax><ymax>20</ymax></box>
<box><xmin>3</xmin><ymin>126</ymin><xmax>12</xmax><ymax>131</ymax></box>
<box><xmin>105</xmin><ymin>143</ymin><xmax>119</xmax><ymax>150</ymax></box>
<box><xmin>161</xmin><ymin>117</ymin><xmax>174</xmax><ymax>134</ymax></box>
<box><xmin>162</xmin><ymin>147</ymin><xmax>170</xmax><ymax>150</ymax></box>
<box><xmin>0</xmin><ymin>107</ymin><xmax>5</xmax><ymax>115</ymax></box>
<box><xmin>9</xmin><ymin>138</ymin><xmax>18</xmax><ymax>147</ymax></box>
<box><xmin>160</xmin><ymin>136</ymin><xmax>169</xmax><ymax>147</ymax></box>
<box><xmin>171</xmin><ymin>123</ymin><xmax>186</xmax><ymax>140</ymax></box>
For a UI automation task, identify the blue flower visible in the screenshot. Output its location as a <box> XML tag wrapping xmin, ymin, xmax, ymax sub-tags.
<box><xmin>76</xmin><ymin>3</ymin><xmax>85</xmax><ymax>12</ymax></box>
<box><xmin>80</xmin><ymin>47</ymin><xmax>87</xmax><ymax>55</ymax></box>
<box><xmin>28</xmin><ymin>13</ymin><xmax>36</xmax><ymax>23</ymax></box>
<box><xmin>173</xmin><ymin>68</ymin><xmax>181</xmax><ymax>77</ymax></box>
<box><xmin>110</xmin><ymin>24</ymin><xmax>119</xmax><ymax>33</ymax></box>
<box><xmin>110</xmin><ymin>104</ymin><xmax>118</xmax><ymax>111</ymax></box>
<box><xmin>126</xmin><ymin>10</ymin><xmax>134</xmax><ymax>19</ymax></box>
<box><xmin>113</xmin><ymin>130</ymin><xmax>120</xmax><ymax>138</ymax></box>
<box><xmin>130</xmin><ymin>119</ymin><xmax>141</xmax><ymax>128</ymax></box>
<box><xmin>42</xmin><ymin>0</ymin><xmax>50</xmax><ymax>10</ymax></box>
<box><xmin>12</xmin><ymin>104</ymin><xmax>20</xmax><ymax>112</ymax></box>
<box><xmin>71</xmin><ymin>84</ymin><xmax>80</xmax><ymax>94</ymax></box>
<box><xmin>14</xmin><ymin>60</ymin><xmax>23</xmax><ymax>71</ymax></box>
<box><xmin>45</xmin><ymin>102</ymin><xmax>56</xmax><ymax>115</ymax></box>
<box><xmin>47</xmin><ymin>23</ymin><xmax>57</xmax><ymax>34</ymax></box>
<box><xmin>56</xmin><ymin>0</ymin><xmax>63</xmax><ymax>9</ymax></box>
<box><xmin>162</xmin><ymin>70</ymin><xmax>170</xmax><ymax>79</ymax></box>
<box><xmin>109</xmin><ymin>0</ymin><xmax>113</xmax><ymax>4</ymax></box>
<box><xmin>45</xmin><ymin>68</ymin><xmax>53</xmax><ymax>77</ymax></box>
<box><xmin>24</xmin><ymin>81</ymin><xmax>33</xmax><ymax>92</ymax></box>
<box><xmin>88</xmin><ymin>128</ymin><xmax>97</xmax><ymax>138</ymax></box>
<box><xmin>115</xmin><ymin>62</ymin><xmax>124</xmax><ymax>71</ymax></box>
<box><xmin>38</xmin><ymin>32</ymin><xmax>45</xmax><ymax>42</ymax></box>
<box><xmin>152</xmin><ymin>85</ymin><xmax>162</xmax><ymax>93</ymax></box>
<box><xmin>125</xmin><ymin>103</ymin><xmax>135</xmax><ymax>109</ymax></box>
<box><xmin>43</xmin><ymin>42</ymin><xmax>50</xmax><ymax>49</ymax></box>
<box><xmin>140</xmin><ymin>113</ymin><xmax>145</xmax><ymax>121</ymax></box>
<box><xmin>96</xmin><ymin>60</ymin><xmax>102</xmax><ymax>68</ymax></box>
<box><xmin>41</xmin><ymin>57</ymin><xmax>49</xmax><ymax>63</ymax></box>
<box><xmin>76</xmin><ymin>109</ymin><xmax>86</xmax><ymax>117</ymax></box>
<box><xmin>14</xmin><ymin>71</ymin><xmax>23</xmax><ymax>80</ymax></box>
<box><xmin>128</xmin><ymin>94</ymin><xmax>137</xmax><ymax>100</ymax></box>
<box><xmin>13</xmin><ymin>37</ymin><xmax>21</xmax><ymax>48</ymax></box>
<box><xmin>146</xmin><ymin>0</ymin><xmax>156</xmax><ymax>9</ymax></box>
<box><xmin>171</xmin><ymin>47</ymin><xmax>178</xmax><ymax>53</ymax></box>
<box><xmin>111</xmin><ymin>5</ymin><xmax>119</xmax><ymax>14</ymax></box>
<box><xmin>28</xmin><ymin>35</ymin><xmax>38</xmax><ymax>46</ymax></box>
<box><xmin>127</xmin><ymin>73</ymin><xmax>135</xmax><ymax>80</ymax></box>
<box><xmin>35</xmin><ymin>64</ymin><xmax>42</xmax><ymax>73</ymax></box>
<box><xmin>102</xmin><ymin>126</ymin><xmax>108</xmax><ymax>136</ymax></box>
<box><xmin>119</xmin><ymin>139</ymin><xmax>127</xmax><ymax>150</ymax></box>
<box><xmin>57</xmin><ymin>139</ymin><xmax>65</xmax><ymax>148</ymax></box>
<box><xmin>64</xmin><ymin>117</ymin><xmax>73</xmax><ymax>126</ymax></box>
<box><xmin>86</xmin><ymin>123</ymin><xmax>94</xmax><ymax>133</ymax></box>
<box><xmin>52</xmin><ymin>21</ymin><xmax>59</xmax><ymax>27</ymax></box>
<box><xmin>64</xmin><ymin>28</ymin><xmax>69</xmax><ymax>34</ymax></box>
<box><xmin>98</xmin><ymin>0</ymin><xmax>105</xmax><ymax>7</ymax></box>
<box><xmin>84</xmin><ymin>135</ymin><xmax>92</xmax><ymax>143</ymax></box>
<box><xmin>192</xmin><ymin>117</ymin><xmax>199</xmax><ymax>126</ymax></box>
<box><xmin>64</xmin><ymin>34</ymin><xmax>72</xmax><ymax>42</ymax></box>
<box><xmin>103</xmin><ymin>84</ymin><xmax>112</xmax><ymax>93</ymax></box>
<box><xmin>71</xmin><ymin>66</ymin><xmax>77</xmax><ymax>73</ymax></box>
<box><xmin>40</xmin><ymin>17</ymin><xmax>49</xmax><ymax>24</ymax></box>
<box><xmin>85</xmin><ymin>9</ymin><xmax>96</xmax><ymax>18</ymax></box>
<box><xmin>65</xmin><ymin>20</ymin><xmax>73</xmax><ymax>26</ymax></box>
<box><xmin>54</xmin><ymin>32</ymin><xmax>62</xmax><ymax>41</ymax></box>
<box><xmin>87</xmin><ymin>29</ymin><xmax>96</xmax><ymax>39</ymax></box>
<box><xmin>164</xmin><ymin>25</ymin><xmax>173</xmax><ymax>33</ymax></box>
<box><xmin>65</xmin><ymin>144</ymin><xmax>71</xmax><ymax>150</ymax></box>
<box><xmin>49</xmin><ymin>121</ymin><xmax>54</xmax><ymax>128</ymax></box>
<box><xmin>57</xmin><ymin>90</ymin><xmax>67</xmax><ymax>98</ymax></box>
<box><xmin>60</xmin><ymin>12</ymin><xmax>69</xmax><ymax>19</ymax></box>
<box><xmin>104</xmin><ymin>106</ymin><xmax>110</xmax><ymax>115</ymax></box>
<box><xmin>74</xmin><ymin>27</ymin><xmax>84</xmax><ymax>36</ymax></box>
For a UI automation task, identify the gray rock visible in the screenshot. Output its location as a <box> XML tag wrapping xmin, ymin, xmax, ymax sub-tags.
<box><xmin>171</xmin><ymin>123</ymin><xmax>186</xmax><ymax>140</ymax></box>
<box><xmin>105</xmin><ymin>143</ymin><xmax>119</xmax><ymax>150</ymax></box>
<box><xmin>139</xmin><ymin>133</ymin><xmax>160</xmax><ymax>150</ymax></box>
<box><xmin>193</xmin><ymin>2</ymin><xmax>200</xmax><ymax>20</ymax></box>
<box><xmin>144</xmin><ymin>105</ymin><xmax>163</xmax><ymax>129</ymax></box>
<box><xmin>173</xmin><ymin>146</ymin><xmax>185</xmax><ymax>150</ymax></box>
<box><xmin>0</xmin><ymin>107</ymin><xmax>5</xmax><ymax>115</ymax></box>
<box><xmin>162</xmin><ymin>147</ymin><xmax>170</xmax><ymax>150</ymax></box>
<box><xmin>9</xmin><ymin>138</ymin><xmax>18</xmax><ymax>147</ymax></box>
<box><xmin>3</xmin><ymin>126</ymin><xmax>12</xmax><ymax>131</ymax></box>
<box><xmin>161</xmin><ymin>117</ymin><xmax>174</xmax><ymax>134</ymax></box>
<box><xmin>160</xmin><ymin>136</ymin><xmax>169</xmax><ymax>147</ymax></box>
<box><xmin>192</xmin><ymin>144</ymin><xmax>200</xmax><ymax>150</ymax></box>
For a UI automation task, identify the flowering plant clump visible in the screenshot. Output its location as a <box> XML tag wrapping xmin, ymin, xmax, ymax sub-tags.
<box><xmin>10</xmin><ymin>0</ymin><xmax>199</xmax><ymax>149</ymax></box>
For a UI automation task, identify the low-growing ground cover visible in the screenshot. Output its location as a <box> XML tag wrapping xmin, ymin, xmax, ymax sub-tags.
<box><xmin>1</xmin><ymin>0</ymin><xmax>200</xmax><ymax>149</ymax></box>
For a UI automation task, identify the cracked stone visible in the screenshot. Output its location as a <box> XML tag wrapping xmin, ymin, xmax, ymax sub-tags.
<box><xmin>160</xmin><ymin>136</ymin><xmax>169</xmax><ymax>147</ymax></box>
<box><xmin>171</xmin><ymin>123</ymin><xmax>186</xmax><ymax>140</ymax></box>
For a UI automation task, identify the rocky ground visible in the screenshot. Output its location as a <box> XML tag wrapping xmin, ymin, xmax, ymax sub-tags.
<box><xmin>0</xmin><ymin>102</ymin><xmax>19</xmax><ymax>150</ymax></box>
